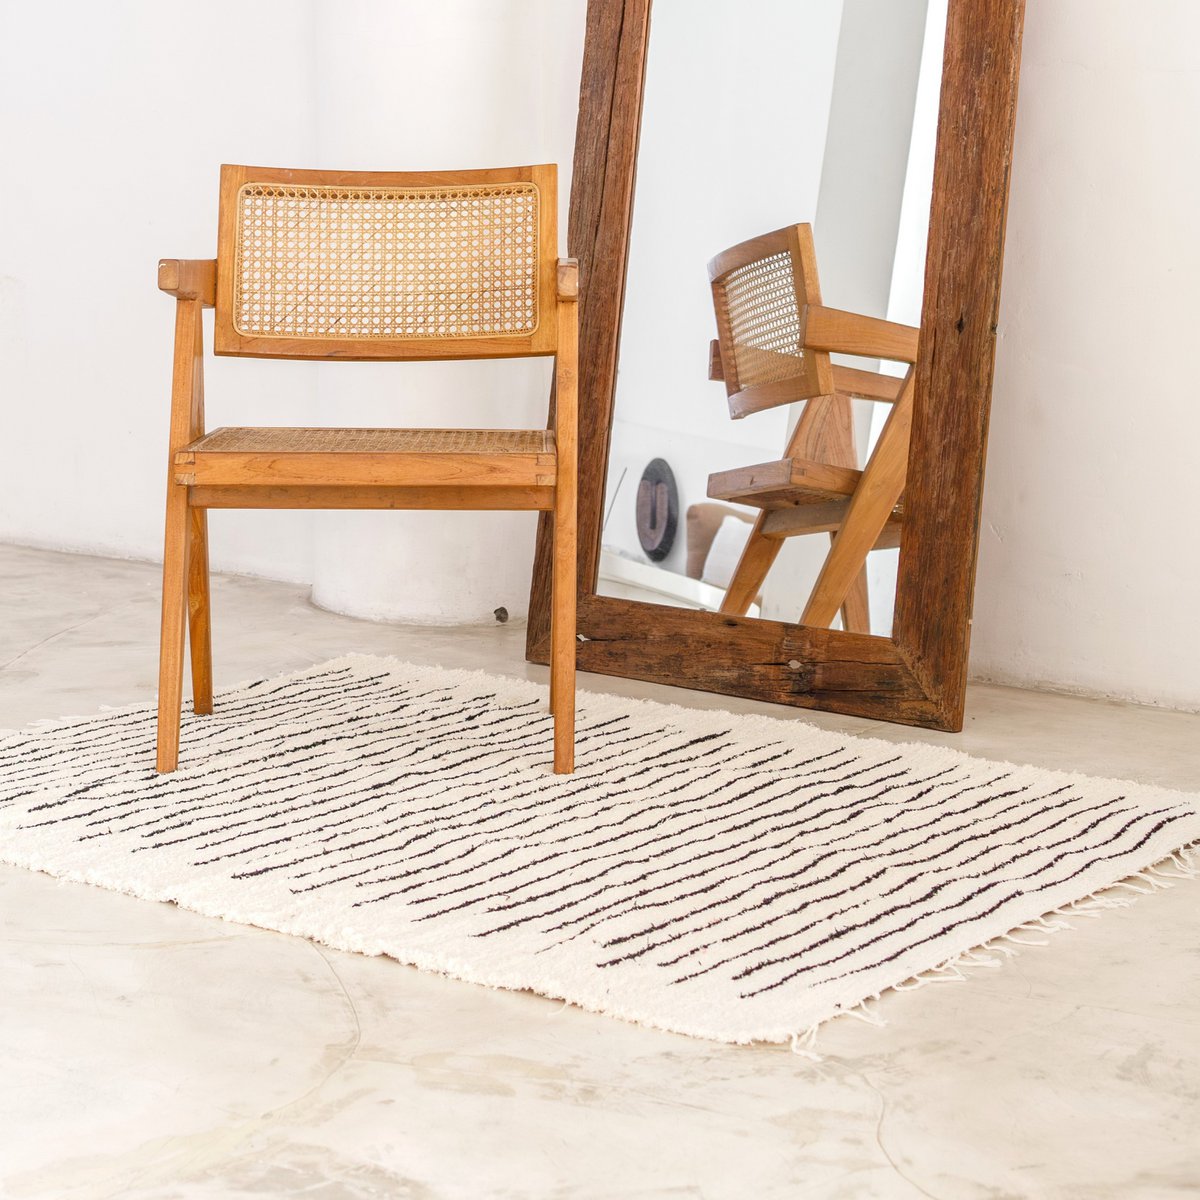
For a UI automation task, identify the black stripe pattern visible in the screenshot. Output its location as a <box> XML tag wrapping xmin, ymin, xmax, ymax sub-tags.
<box><xmin>2</xmin><ymin>656</ymin><xmax>1197</xmax><ymax>1043</ymax></box>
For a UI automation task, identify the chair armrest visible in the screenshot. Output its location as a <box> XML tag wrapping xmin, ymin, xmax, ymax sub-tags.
<box><xmin>158</xmin><ymin>259</ymin><xmax>216</xmax><ymax>307</ymax></box>
<box><xmin>831</xmin><ymin>364</ymin><xmax>907</xmax><ymax>404</ymax></box>
<box><xmin>557</xmin><ymin>258</ymin><xmax>579</xmax><ymax>302</ymax></box>
<box><xmin>801</xmin><ymin>304</ymin><xmax>919</xmax><ymax>364</ymax></box>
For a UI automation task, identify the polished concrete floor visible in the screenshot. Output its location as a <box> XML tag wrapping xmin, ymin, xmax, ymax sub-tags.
<box><xmin>1</xmin><ymin>542</ymin><xmax>1198</xmax><ymax>1200</ymax></box>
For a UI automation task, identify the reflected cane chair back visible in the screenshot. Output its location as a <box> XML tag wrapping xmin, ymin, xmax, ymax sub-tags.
<box><xmin>708</xmin><ymin>224</ymin><xmax>833</xmax><ymax>421</ymax></box>
<box><xmin>705</xmin><ymin>223</ymin><xmax>920</xmax><ymax>631</ymax></box>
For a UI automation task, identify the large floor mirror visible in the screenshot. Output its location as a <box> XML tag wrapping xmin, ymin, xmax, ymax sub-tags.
<box><xmin>600</xmin><ymin>0</ymin><xmax>946</xmax><ymax>635</ymax></box>
<box><xmin>528</xmin><ymin>0</ymin><xmax>1026</xmax><ymax>732</ymax></box>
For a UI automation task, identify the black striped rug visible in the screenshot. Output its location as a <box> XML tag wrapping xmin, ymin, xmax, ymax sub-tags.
<box><xmin>2</xmin><ymin>656</ymin><xmax>1197</xmax><ymax>1044</ymax></box>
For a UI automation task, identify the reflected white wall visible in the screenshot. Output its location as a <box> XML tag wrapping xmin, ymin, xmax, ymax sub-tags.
<box><xmin>0</xmin><ymin>0</ymin><xmax>321</xmax><ymax>583</ymax></box>
<box><xmin>760</xmin><ymin>0</ymin><xmax>932</xmax><ymax>629</ymax></box>
<box><xmin>605</xmin><ymin>0</ymin><xmax>844</xmax><ymax>579</ymax></box>
<box><xmin>871</xmin><ymin>0</ymin><xmax>949</xmax><ymax>633</ymax></box>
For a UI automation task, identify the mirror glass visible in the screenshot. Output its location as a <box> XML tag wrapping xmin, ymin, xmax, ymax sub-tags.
<box><xmin>598</xmin><ymin>0</ymin><xmax>947</xmax><ymax>636</ymax></box>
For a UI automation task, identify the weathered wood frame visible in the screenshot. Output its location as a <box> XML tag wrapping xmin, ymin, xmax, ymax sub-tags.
<box><xmin>528</xmin><ymin>0</ymin><xmax>1026</xmax><ymax>732</ymax></box>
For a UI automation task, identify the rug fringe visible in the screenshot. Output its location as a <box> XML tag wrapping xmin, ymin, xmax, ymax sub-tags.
<box><xmin>791</xmin><ymin>841</ymin><xmax>1199</xmax><ymax>1061</ymax></box>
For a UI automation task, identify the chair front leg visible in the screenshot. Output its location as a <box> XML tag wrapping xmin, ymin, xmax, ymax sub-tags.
<box><xmin>156</xmin><ymin>485</ymin><xmax>191</xmax><ymax>772</ymax></box>
<box><xmin>719</xmin><ymin>509</ymin><xmax>782</xmax><ymax>616</ymax></box>
<box><xmin>837</xmin><ymin>557</ymin><xmax>872</xmax><ymax>634</ymax></box>
<box><xmin>156</xmin><ymin>293</ymin><xmax>206</xmax><ymax>772</ymax></box>
<box><xmin>551</xmin><ymin>259</ymin><xmax>579</xmax><ymax>774</ymax></box>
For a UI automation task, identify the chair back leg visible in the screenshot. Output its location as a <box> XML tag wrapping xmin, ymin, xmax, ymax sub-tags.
<box><xmin>187</xmin><ymin>507</ymin><xmax>214</xmax><ymax>714</ymax></box>
<box><xmin>550</xmin><ymin>503</ymin><xmax>577</xmax><ymax>774</ymax></box>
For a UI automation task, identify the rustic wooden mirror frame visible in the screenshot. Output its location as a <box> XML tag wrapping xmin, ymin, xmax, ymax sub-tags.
<box><xmin>528</xmin><ymin>0</ymin><xmax>1027</xmax><ymax>732</ymax></box>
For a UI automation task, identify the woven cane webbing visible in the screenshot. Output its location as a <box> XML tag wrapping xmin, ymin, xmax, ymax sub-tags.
<box><xmin>233</xmin><ymin>183</ymin><xmax>540</xmax><ymax>341</ymax></box>
<box><xmin>186</xmin><ymin>428</ymin><xmax>554</xmax><ymax>455</ymax></box>
<box><xmin>716</xmin><ymin>250</ymin><xmax>806</xmax><ymax>390</ymax></box>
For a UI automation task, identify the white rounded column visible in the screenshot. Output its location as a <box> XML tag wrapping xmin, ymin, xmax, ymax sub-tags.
<box><xmin>309</xmin><ymin>0</ymin><xmax>583</xmax><ymax>624</ymax></box>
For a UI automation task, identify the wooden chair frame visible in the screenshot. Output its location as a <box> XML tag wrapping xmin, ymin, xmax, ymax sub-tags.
<box><xmin>705</xmin><ymin>222</ymin><xmax>919</xmax><ymax>632</ymax></box>
<box><xmin>157</xmin><ymin>163</ymin><xmax>579</xmax><ymax>773</ymax></box>
<box><xmin>526</xmin><ymin>0</ymin><xmax>1026</xmax><ymax>733</ymax></box>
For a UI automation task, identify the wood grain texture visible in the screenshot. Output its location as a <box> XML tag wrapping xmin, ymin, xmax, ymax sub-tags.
<box><xmin>174</xmin><ymin>450</ymin><xmax>556</xmax><ymax>489</ymax></box>
<box><xmin>527</xmin><ymin>0</ymin><xmax>1026</xmax><ymax>733</ymax></box>
<box><xmin>707</xmin><ymin>458</ymin><xmax>863</xmax><ymax>508</ymax></box>
<box><xmin>800</xmin><ymin>305</ymin><xmax>920</xmax><ymax>363</ymax></box>
<box><xmin>187</xmin><ymin>506</ymin><xmax>213</xmax><ymax>715</ymax></box>
<box><xmin>892</xmin><ymin>0</ymin><xmax>1027</xmax><ymax>729</ymax></box>
<box><xmin>156</xmin><ymin>296</ymin><xmax>206</xmax><ymax>771</ymax></box>
<box><xmin>187</xmin><ymin>485</ymin><xmax>555</xmax><ymax>511</ymax></box>
<box><xmin>832</xmin><ymin>364</ymin><xmax>906</xmax><ymax>404</ymax></box>
<box><xmin>718</xmin><ymin>392</ymin><xmax>872</xmax><ymax>627</ymax></box>
<box><xmin>708</xmin><ymin>224</ymin><xmax>832</xmax><ymax>420</ymax></box>
<box><xmin>551</xmin><ymin>260</ymin><xmax>581</xmax><ymax>772</ymax></box>
<box><xmin>527</xmin><ymin>0</ymin><xmax>652</xmax><ymax>657</ymax></box>
<box><xmin>576</xmin><ymin>594</ymin><xmax>942</xmax><ymax>725</ymax></box>
<box><xmin>716</xmin><ymin>512</ymin><xmax>780</xmax><ymax>617</ymax></box>
<box><xmin>761</xmin><ymin>503</ymin><xmax>902</xmax><ymax>548</ymax></box>
<box><xmin>158</xmin><ymin>259</ymin><xmax>216</xmax><ymax>307</ymax></box>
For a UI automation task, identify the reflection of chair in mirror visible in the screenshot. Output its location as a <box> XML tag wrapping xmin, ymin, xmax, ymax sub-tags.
<box><xmin>685</xmin><ymin>502</ymin><xmax>756</xmax><ymax>597</ymax></box>
<box><xmin>705</xmin><ymin>223</ymin><xmax>919</xmax><ymax>630</ymax></box>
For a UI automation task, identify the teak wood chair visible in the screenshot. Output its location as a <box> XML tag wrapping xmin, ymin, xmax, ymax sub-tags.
<box><xmin>706</xmin><ymin>224</ymin><xmax>919</xmax><ymax>630</ymax></box>
<box><xmin>156</xmin><ymin>163</ymin><xmax>578</xmax><ymax>774</ymax></box>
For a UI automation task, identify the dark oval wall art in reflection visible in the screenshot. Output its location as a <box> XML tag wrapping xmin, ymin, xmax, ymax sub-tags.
<box><xmin>635</xmin><ymin>458</ymin><xmax>678</xmax><ymax>562</ymax></box>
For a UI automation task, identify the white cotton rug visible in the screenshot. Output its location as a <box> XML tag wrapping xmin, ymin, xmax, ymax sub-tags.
<box><xmin>1</xmin><ymin>655</ymin><xmax>1198</xmax><ymax>1045</ymax></box>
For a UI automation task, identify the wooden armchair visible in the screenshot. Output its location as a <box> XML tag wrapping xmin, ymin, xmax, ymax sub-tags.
<box><xmin>156</xmin><ymin>163</ymin><xmax>578</xmax><ymax>774</ymax></box>
<box><xmin>706</xmin><ymin>223</ymin><xmax>918</xmax><ymax>630</ymax></box>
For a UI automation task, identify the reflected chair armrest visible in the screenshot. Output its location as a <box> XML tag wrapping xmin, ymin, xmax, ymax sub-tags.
<box><xmin>800</xmin><ymin>304</ymin><xmax>920</xmax><ymax>364</ymax></box>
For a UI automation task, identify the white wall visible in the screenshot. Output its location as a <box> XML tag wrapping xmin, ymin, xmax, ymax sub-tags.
<box><xmin>973</xmin><ymin>1</ymin><xmax>1200</xmax><ymax>712</ymax></box>
<box><xmin>604</xmin><ymin>0</ymin><xmax>844</xmax><ymax>579</ymax></box>
<box><xmin>763</xmin><ymin>0</ymin><xmax>932</xmax><ymax>628</ymax></box>
<box><xmin>0</xmin><ymin>0</ymin><xmax>322</xmax><ymax>584</ymax></box>
<box><xmin>310</xmin><ymin>0</ymin><xmax>584</xmax><ymax>624</ymax></box>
